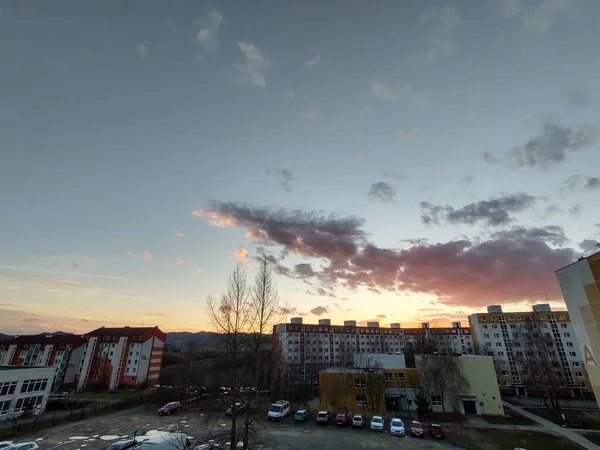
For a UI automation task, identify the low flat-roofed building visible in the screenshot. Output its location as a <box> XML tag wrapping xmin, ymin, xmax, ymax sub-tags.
<box><xmin>0</xmin><ymin>365</ymin><xmax>57</xmax><ymax>421</ymax></box>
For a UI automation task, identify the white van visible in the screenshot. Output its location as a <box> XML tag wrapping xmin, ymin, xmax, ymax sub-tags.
<box><xmin>267</xmin><ymin>400</ymin><xmax>290</xmax><ymax>420</ymax></box>
<box><xmin>138</xmin><ymin>433</ymin><xmax>192</xmax><ymax>450</ymax></box>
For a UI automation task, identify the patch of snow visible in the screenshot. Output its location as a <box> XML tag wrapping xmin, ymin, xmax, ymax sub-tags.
<box><xmin>69</xmin><ymin>437</ymin><xmax>89</xmax><ymax>440</ymax></box>
<box><xmin>99</xmin><ymin>435</ymin><xmax>121</xmax><ymax>441</ymax></box>
<box><xmin>92</xmin><ymin>435</ymin><xmax>99</xmax><ymax>438</ymax></box>
<box><xmin>36</xmin><ymin>438</ymin><xmax>44</xmax><ymax>442</ymax></box>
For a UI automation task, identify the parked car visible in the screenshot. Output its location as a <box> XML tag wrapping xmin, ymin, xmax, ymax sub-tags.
<box><xmin>225</xmin><ymin>403</ymin><xmax>247</xmax><ymax>416</ymax></box>
<box><xmin>105</xmin><ymin>440</ymin><xmax>138</xmax><ymax>450</ymax></box>
<box><xmin>158</xmin><ymin>401</ymin><xmax>182</xmax><ymax>416</ymax></box>
<box><xmin>138</xmin><ymin>433</ymin><xmax>192</xmax><ymax>450</ymax></box>
<box><xmin>4</xmin><ymin>443</ymin><xmax>39</xmax><ymax>450</ymax></box>
<box><xmin>316</xmin><ymin>411</ymin><xmax>331</xmax><ymax>425</ymax></box>
<box><xmin>334</xmin><ymin>414</ymin><xmax>351</xmax><ymax>426</ymax></box>
<box><xmin>429</xmin><ymin>423</ymin><xmax>445</xmax><ymax>439</ymax></box>
<box><xmin>294</xmin><ymin>410</ymin><xmax>311</xmax><ymax>422</ymax></box>
<box><xmin>351</xmin><ymin>415</ymin><xmax>364</xmax><ymax>428</ymax></box>
<box><xmin>0</xmin><ymin>443</ymin><xmax>13</xmax><ymax>450</ymax></box>
<box><xmin>410</xmin><ymin>420</ymin><xmax>425</xmax><ymax>438</ymax></box>
<box><xmin>370</xmin><ymin>416</ymin><xmax>385</xmax><ymax>432</ymax></box>
<box><xmin>389</xmin><ymin>418</ymin><xmax>406</xmax><ymax>436</ymax></box>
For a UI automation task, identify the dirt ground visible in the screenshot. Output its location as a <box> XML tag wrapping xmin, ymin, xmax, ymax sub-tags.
<box><xmin>9</xmin><ymin>408</ymin><xmax>455</xmax><ymax>450</ymax></box>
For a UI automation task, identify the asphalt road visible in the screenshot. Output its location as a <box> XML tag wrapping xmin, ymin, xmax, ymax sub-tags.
<box><xmin>11</xmin><ymin>409</ymin><xmax>456</xmax><ymax>450</ymax></box>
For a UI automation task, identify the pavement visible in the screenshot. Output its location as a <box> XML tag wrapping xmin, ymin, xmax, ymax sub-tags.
<box><xmin>502</xmin><ymin>401</ymin><xmax>600</xmax><ymax>450</ymax></box>
<box><xmin>7</xmin><ymin>409</ymin><xmax>457</xmax><ymax>450</ymax></box>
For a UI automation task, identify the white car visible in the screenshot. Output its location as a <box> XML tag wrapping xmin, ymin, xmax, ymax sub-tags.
<box><xmin>370</xmin><ymin>416</ymin><xmax>384</xmax><ymax>432</ymax></box>
<box><xmin>5</xmin><ymin>444</ymin><xmax>39</xmax><ymax>450</ymax></box>
<box><xmin>351</xmin><ymin>415</ymin><xmax>364</xmax><ymax>428</ymax></box>
<box><xmin>0</xmin><ymin>443</ymin><xmax>13</xmax><ymax>450</ymax></box>
<box><xmin>389</xmin><ymin>418</ymin><xmax>406</xmax><ymax>436</ymax></box>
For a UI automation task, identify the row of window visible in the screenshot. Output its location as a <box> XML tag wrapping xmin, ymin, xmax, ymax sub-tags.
<box><xmin>481</xmin><ymin>314</ymin><xmax>566</xmax><ymax>321</ymax></box>
<box><xmin>0</xmin><ymin>381</ymin><xmax>17</xmax><ymax>396</ymax></box>
<box><xmin>0</xmin><ymin>400</ymin><xmax>10</xmax><ymax>415</ymax></box>
<box><xmin>14</xmin><ymin>395</ymin><xmax>44</xmax><ymax>413</ymax></box>
<box><xmin>21</xmin><ymin>379</ymin><xmax>49</xmax><ymax>394</ymax></box>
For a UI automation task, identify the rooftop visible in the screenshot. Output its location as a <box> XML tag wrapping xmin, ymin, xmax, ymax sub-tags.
<box><xmin>0</xmin><ymin>365</ymin><xmax>57</xmax><ymax>371</ymax></box>
<box><xmin>87</xmin><ymin>326</ymin><xmax>159</xmax><ymax>337</ymax></box>
<box><xmin>4</xmin><ymin>333</ymin><xmax>81</xmax><ymax>345</ymax></box>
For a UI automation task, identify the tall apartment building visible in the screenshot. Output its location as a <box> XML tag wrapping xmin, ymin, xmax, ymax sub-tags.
<box><xmin>0</xmin><ymin>334</ymin><xmax>80</xmax><ymax>389</ymax></box>
<box><xmin>469</xmin><ymin>304</ymin><xmax>590</xmax><ymax>398</ymax></box>
<box><xmin>273</xmin><ymin>317</ymin><xmax>474</xmax><ymax>388</ymax></box>
<box><xmin>63</xmin><ymin>326</ymin><xmax>166</xmax><ymax>391</ymax></box>
<box><xmin>556</xmin><ymin>250</ymin><xmax>600</xmax><ymax>405</ymax></box>
<box><xmin>1</xmin><ymin>326</ymin><xmax>166</xmax><ymax>392</ymax></box>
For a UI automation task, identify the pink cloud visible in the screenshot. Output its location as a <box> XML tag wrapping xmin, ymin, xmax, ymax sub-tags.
<box><xmin>231</xmin><ymin>247</ymin><xmax>248</xmax><ymax>264</ymax></box>
<box><xmin>175</xmin><ymin>232</ymin><xmax>185</xmax><ymax>238</ymax></box>
<box><xmin>177</xmin><ymin>257</ymin><xmax>186</xmax><ymax>266</ymax></box>
<box><xmin>142</xmin><ymin>250</ymin><xmax>152</xmax><ymax>261</ymax></box>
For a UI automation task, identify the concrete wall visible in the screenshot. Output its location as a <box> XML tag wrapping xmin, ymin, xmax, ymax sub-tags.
<box><xmin>557</xmin><ymin>254</ymin><xmax>600</xmax><ymax>407</ymax></box>
<box><xmin>458</xmin><ymin>356</ymin><xmax>504</xmax><ymax>415</ymax></box>
<box><xmin>0</xmin><ymin>366</ymin><xmax>57</xmax><ymax>421</ymax></box>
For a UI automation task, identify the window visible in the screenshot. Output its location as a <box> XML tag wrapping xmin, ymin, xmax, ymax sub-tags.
<box><xmin>395</xmin><ymin>372</ymin><xmax>404</xmax><ymax>382</ymax></box>
<box><xmin>483</xmin><ymin>325</ymin><xmax>488</xmax><ymax>329</ymax></box>
<box><xmin>572</xmin><ymin>361</ymin><xmax>580</xmax><ymax>367</ymax></box>
<box><xmin>20</xmin><ymin>379</ymin><xmax>48</xmax><ymax>394</ymax></box>
<box><xmin>575</xmin><ymin>372</ymin><xmax>584</xmax><ymax>377</ymax></box>
<box><xmin>493</xmin><ymin>333</ymin><xmax>500</xmax><ymax>338</ymax></box>
<box><xmin>569</xmin><ymin>352</ymin><xmax>577</xmax><ymax>357</ymax></box>
<box><xmin>501</xmin><ymin>370</ymin><xmax>508</xmax><ymax>376</ymax></box>
<box><xmin>356</xmin><ymin>395</ymin><xmax>367</xmax><ymax>407</ymax></box>
<box><xmin>497</xmin><ymin>351</ymin><xmax>505</xmax><ymax>356</ymax></box>
<box><xmin>579</xmin><ymin>382</ymin><xmax>586</xmax><ymax>388</ymax></box>
<box><xmin>481</xmin><ymin>317</ymin><xmax>486</xmax><ymax>321</ymax></box>
<box><xmin>564</xmin><ymin>333</ymin><xmax>571</xmax><ymax>337</ymax></box>
<box><xmin>355</xmin><ymin>379</ymin><xmax>366</xmax><ymax>388</ymax></box>
<box><xmin>0</xmin><ymin>381</ymin><xmax>17</xmax><ymax>396</ymax></box>
<box><xmin>492</xmin><ymin>325</ymin><xmax>498</xmax><ymax>329</ymax></box>
<box><xmin>566</xmin><ymin>342</ymin><xmax>574</xmax><ymax>347</ymax></box>
<box><xmin>495</xmin><ymin>342</ymin><xmax>502</xmax><ymax>347</ymax></box>
<box><xmin>490</xmin><ymin>316</ymin><xmax>496</xmax><ymax>320</ymax></box>
<box><xmin>430</xmin><ymin>395</ymin><xmax>442</xmax><ymax>406</ymax></box>
<box><xmin>559</xmin><ymin>314</ymin><xmax>566</xmax><ymax>319</ymax></box>
<box><xmin>483</xmin><ymin>333</ymin><xmax>490</xmax><ymax>338</ymax></box>
<box><xmin>384</xmin><ymin>372</ymin><xmax>392</xmax><ymax>381</ymax></box>
<box><xmin>561</xmin><ymin>324</ymin><xmax>568</xmax><ymax>329</ymax></box>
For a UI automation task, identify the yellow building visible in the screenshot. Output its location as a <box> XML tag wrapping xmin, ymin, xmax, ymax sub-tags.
<box><xmin>556</xmin><ymin>250</ymin><xmax>600</xmax><ymax>406</ymax></box>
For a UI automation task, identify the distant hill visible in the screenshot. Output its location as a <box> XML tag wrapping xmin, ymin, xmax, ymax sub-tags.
<box><xmin>165</xmin><ymin>331</ymin><xmax>222</xmax><ymax>350</ymax></box>
<box><xmin>0</xmin><ymin>333</ymin><xmax>13</xmax><ymax>342</ymax></box>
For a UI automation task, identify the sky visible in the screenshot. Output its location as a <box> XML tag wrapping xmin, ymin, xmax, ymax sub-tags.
<box><xmin>1</xmin><ymin>0</ymin><xmax>600</xmax><ymax>335</ymax></box>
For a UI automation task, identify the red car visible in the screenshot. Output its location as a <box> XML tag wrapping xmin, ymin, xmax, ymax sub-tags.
<box><xmin>158</xmin><ymin>401</ymin><xmax>181</xmax><ymax>416</ymax></box>
<box><xmin>334</xmin><ymin>414</ymin><xmax>351</xmax><ymax>426</ymax></box>
<box><xmin>429</xmin><ymin>423</ymin><xmax>445</xmax><ymax>439</ymax></box>
<box><xmin>410</xmin><ymin>420</ymin><xmax>425</xmax><ymax>438</ymax></box>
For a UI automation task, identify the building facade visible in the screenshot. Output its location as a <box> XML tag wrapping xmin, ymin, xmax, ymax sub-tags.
<box><xmin>1</xmin><ymin>326</ymin><xmax>166</xmax><ymax>392</ymax></box>
<box><xmin>0</xmin><ymin>366</ymin><xmax>57</xmax><ymax>421</ymax></box>
<box><xmin>274</xmin><ymin>318</ymin><xmax>474</xmax><ymax>389</ymax></box>
<box><xmin>63</xmin><ymin>326</ymin><xmax>166</xmax><ymax>391</ymax></box>
<box><xmin>0</xmin><ymin>334</ymin><xmax>81</xmax><ymax>390</ymax></box>
<box><xmin>469</xmin><ymin>304</ymin><xmax>590</xmax><ymax>398</ymax></box>
<box><xmin>556</xmin><ymin>250</ymin><xmax>600</xmax><ymax>405</ymax></box>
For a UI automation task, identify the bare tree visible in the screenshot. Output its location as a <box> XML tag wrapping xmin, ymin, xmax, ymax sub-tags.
<box><xmin>511</xmin><ymin>315</ymin><xmax>568</xmax><ymax>411</ymax></box>
<box><xmin>206</xmin><ymin>265</ymin><xmax>252</xmax><ymax>450</ymax></box>
<box><xmin>354</xmin><ymin>355</ymin><xmax>386</xmax><ymax>416</ymax></box>
<box><xmin>416</xmin><ymin>341</ymin><xmax>469</xmax><ymax>413</ymax></box>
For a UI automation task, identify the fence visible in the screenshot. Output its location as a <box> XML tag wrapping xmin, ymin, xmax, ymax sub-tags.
<box><xmin>0</xmin><ymin>395</ymin><xmax>158</xmax><ymax>440</ymax></box>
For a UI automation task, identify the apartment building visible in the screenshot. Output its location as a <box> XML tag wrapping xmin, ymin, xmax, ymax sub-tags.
<box><xmin>0</xmin><ymin>334</ymin><xmax>81</xmax><ymax>389</ymax></box>
<box><xmin>1</xmin><ymin>326</ymin><xmax>166</xmax><ymax>392</ymax></box>
<box><xmin>556</xmin><ymin>250</ymin><xmax>600</xmax><ymax>406</ymax></box>
<box><xmin>273</xmin><ymin>317</ymin><xmax>474</xmax><ymax>388</ymax></box>
<box><xmin>63</xmin><ymin>326</ymin><xmax>166</xmax><ymax>391</ymax></box>
<box><xmin>469</xmin><ymin>304</ymin><xmax>590</xmax><ymax>398</ymax></box>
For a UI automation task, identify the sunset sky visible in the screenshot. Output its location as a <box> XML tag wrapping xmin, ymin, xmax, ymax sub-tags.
<box><xmin>1</xmin><ymin>0</ymin><xmax>600</xmax><ymax>335</ymax></box>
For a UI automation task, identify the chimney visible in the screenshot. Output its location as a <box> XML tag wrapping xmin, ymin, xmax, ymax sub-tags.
<box><xmin>318</xmin><ymin>319</ymin><xmax>331</xmax><ymax>326</ymax></box>
<box><xmin>390</xmin><ymin>323</ymin><xmax>401</xmax><ymax>329</ymax></box>
<box><xmin>367</xmin><ymin>322</ymin><xmax>379</xmax><ymax>328</ymax></box>
<box><xmin>452</xmin><ymin>322</ymin><xmax>461</xmax><ymax>328</ymax></box>
<box><xmin>487</xmin><ymin>305</ymin><xmax>502</xmax><ymax>313</ymax></box>
<box><xmin>344</xmin><ymin>320</ymin><xmax>356</xmax><ymax>327</ymax></box>
<box><xmin>290</xmin><ymin>317</ymin><xmax>303</xmax><ymax>324</ymax></box>
<box><xmin>532</xmin><ymin>304</ymin><xmax>551</xmax><ymax>313</ymax></box>
<box><xmin>421</xmin><ymin>322</ymin><xmax>430</xmax><ymax>329</ymax></box>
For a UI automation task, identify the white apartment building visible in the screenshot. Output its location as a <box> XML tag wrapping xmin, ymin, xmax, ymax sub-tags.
<box><xmin>469</xmin><ymin>304</ymin><xmax>590</xmax><ymax>398</ymax></box>
<box><xmin>0</xmin><ymin>366</ymin><xmax>57</xmax><ymax>421</ymax></box>
<box><xmin>273</xmin><ymin>318</ymin><xmax>474</xmax><ymax>386</ymax></box>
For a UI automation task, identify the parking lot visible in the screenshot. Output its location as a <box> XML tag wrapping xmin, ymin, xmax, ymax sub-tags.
<box><xmin>10</xmin><ymin>408</ymin><xmax>456</xmax><ymax>450</ymax></box>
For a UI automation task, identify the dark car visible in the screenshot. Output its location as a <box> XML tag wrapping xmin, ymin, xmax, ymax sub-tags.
<box><xmin>410</xmin><ymin>420</ymin><xmax>425</xmax><ymax>438</ymax></box>
<box><xmin>105</xmin><ymin>440</ymin><xmax>138</xmax><ymax>450</ymax></box>
<box><xmin>158</xmin><ymin>401</ymin><xmax>182</xmax><ymax>416</ymax></box>
<box><xmin>429</xmin><ymin>423</ymin><xmax>445</xmax><ymax>439</ymax></box>
<box><xmin>334</xmin><ymin>414</ymin><xmax>351</xmax><ymax>426</ymax></box>
<box><xmin>294</xmin><ymin>410</ymin><xmax>311</xmax><ymax>422</ymax></box>
<box><xmin>225</xmin><ymin>402</ymin><xmax>247</xmax><ymax>416</ymax></box>
<box><xmin>316</xmin><ymin>411</ymin><xmax>331</xmax><ymax>425</ymax></box>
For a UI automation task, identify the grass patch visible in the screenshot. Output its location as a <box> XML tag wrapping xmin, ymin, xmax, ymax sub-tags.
<box><xmin>524</xmin><ymin>408</ymin><xmax>600</xmax><ymax>430</ymax></box>
<box><xmin>446</xmin><ymin>427</ymin><xmax>584</xmax><ymax>450</ymax></box>
<box><xmin>482</xmin><ymin>409</ymin><xmax>535</xmax><ymax>426</ymax></box>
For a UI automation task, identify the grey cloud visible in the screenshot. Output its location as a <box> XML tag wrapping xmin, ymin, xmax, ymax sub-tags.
<box><xmin>569</xmin><ymin>205</ymin><xmax>582</xmax><ymax>217</ymax></box>
<box><xmin>565</xmin><ymin>88</ymin><xmax>592</xmax><ymax>107</ymax></box>
<box><xmin>267</xmin><ymin>168</ymin><xmax>295</xmax><ymax>192</ymax></box>
<box><xmin>579</xmin><ymin>240</ymin><xmax>600</xmax><ymax>254</ymax></box>
<box><xmin>562</xmin><ymin>175</ymin><xmax>600</xmax><ymax>192</ymax></box>
<box><xmin>310</xmin><ymin>306</ymin><xmax>328</xmax><ymax>316</ymax></box>
<box><xmin>584</xmin><ymin>177</ymin><xmax>600</xmax><ymax>190</ymax></box>
<box><xmin>420</xmin><ymin>192</ymin><xmax>536</xmax><ymax>227</ymax></box>
<box><xmin>460</xmin><ymin>176</ymin><xmax>474</xmax><ymax>188</ymax></box>
<box><xmin>368</xmin><ymin>182</ymin><xmax>396</xmax><ymax>203</ymax></box>
<box><xmin>200</xmin><ymin>202</ymin><xmax>576</xmax><ymax>307</ymax></box>
<box><xmin>294</xmin><ymin>263</ymin><xmax>315</xmax><ymax>278</ymax></box>
<box><xmin>307</xmin><ymin>287</ymin><xmax>336</xmax><ymax>298</ymax></box>
<box><xmin>483</xmin><ymin>122</ymin><xmax>600</xmax><ymax>169</ymax></box>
